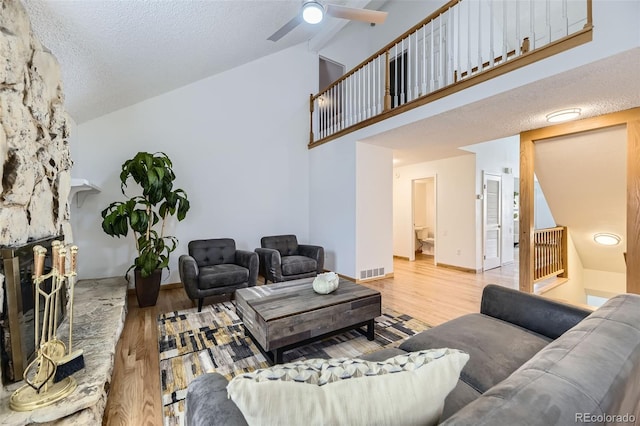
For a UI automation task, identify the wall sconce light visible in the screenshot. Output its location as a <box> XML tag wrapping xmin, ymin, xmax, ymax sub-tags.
<box><xmin>593</xmin><ymin>233</ymin><xmax>621</xmax><ymax>246</ymax></box>
<box><xmin>546</xmin><ymin>108</ymin><xmax>581</xmax><ymax>123</ymax></box>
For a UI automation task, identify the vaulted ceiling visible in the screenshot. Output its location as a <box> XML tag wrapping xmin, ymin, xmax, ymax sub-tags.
<box><xmin>23</xmin><ymin>0</ymin><xmax>385</xmax><ymax>123</ymax></box>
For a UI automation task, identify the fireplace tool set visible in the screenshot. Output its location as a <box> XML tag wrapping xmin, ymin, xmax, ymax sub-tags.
<box><xmin>9</xmin><ymin>242</ymin><xmax>85</xmax><ymax>411</ymax></box>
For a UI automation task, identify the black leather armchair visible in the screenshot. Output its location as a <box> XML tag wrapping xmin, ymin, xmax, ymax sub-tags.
<box><xmin>179</xmin><ymin>238</ymin><xmax>258</xmax><ymax>311</ymax></box>
<box><xmin>255</xmin><ymin>234</ymin><xmax>324</xmax><ymax>284</ymax></box>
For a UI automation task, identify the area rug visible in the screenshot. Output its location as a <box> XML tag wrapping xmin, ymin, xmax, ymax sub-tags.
<box><xmin>157</xmin><ymin>301</ymin><xmax>430</xmax><ymax>426</ymax></box>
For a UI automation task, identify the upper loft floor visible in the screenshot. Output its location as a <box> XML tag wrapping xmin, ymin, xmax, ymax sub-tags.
<box><xmin>309</xmin><ymin>0</ymin><xmax>594</xmax><ymax>148</ymax></box>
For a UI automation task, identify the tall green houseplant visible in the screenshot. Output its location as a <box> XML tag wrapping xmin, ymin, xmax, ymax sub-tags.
<box><xmin>101</xmin><ymin>152</ymin><xmax>190</xmax><ymax>306</ymax></box>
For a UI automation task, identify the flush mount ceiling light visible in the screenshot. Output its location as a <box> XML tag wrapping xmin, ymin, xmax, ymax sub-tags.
<box><xmin>302</xmin><ymin>1</ymin><xmax>324</xmax><ymax>24</ymax></box>
<box><xmin>546</xmin><ymin>108</ymin><xmax>581</xmax><ymax>123</ymax></box>
<box><xmin>593</xmin><ymin>233</ymin><xmax>621</xmax><ymax>246</ymax></box>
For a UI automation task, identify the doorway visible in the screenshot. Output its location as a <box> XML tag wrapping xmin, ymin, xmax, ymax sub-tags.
<box><xmin>411</xmin><ymin>177</ymin><xmax>436</xmax><ymax>263</ymax></box>
<box><xmin>483</xmin><ymin>172</ymin><xmax>502</xmax><ymax>271</ymax></box>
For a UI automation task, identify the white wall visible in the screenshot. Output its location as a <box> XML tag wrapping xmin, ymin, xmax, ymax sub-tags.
<box><xmin>543</xmin><ymin>232</ymin><xmax>587</xmax><ymax>305</ymax></box>
<box><xmin>309</xmin><ymin>138</ymin><xmax>356</xmax><ymax>276</ymax></box>
<box><xmin>583</xmin><ymin>269</ymin><xmax>626</xmax><ymax>296</ymax></box>
<box><xmin>71</xmin><ymin>43</ymin><xmax>317</xmax><ymax>283</ymax></box>
<box><xmin>464</xmin><ymin>135</ymin><xmax>518</xmax><ymax>267</ymax></box>
<box><xmin>393</xmin><ymin>154</ymin><xmax>477</xmax><ymax>269</ymax></box>
<box><xmin>356</xmin><ymin>142</ymin><xmax>394</xmax><ymax>278</ymax></box>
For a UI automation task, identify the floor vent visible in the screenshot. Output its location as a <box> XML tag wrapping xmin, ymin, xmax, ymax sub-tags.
<box><xmin>359</xmin><ymin>267</ymin><xmax>385</xmax><ymax>280</ymax></box>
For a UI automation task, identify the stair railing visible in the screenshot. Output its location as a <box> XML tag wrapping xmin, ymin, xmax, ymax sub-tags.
<box><xmin>533</xmin><ymin>226</ymin><xmax>568</xmax><ymax>282</ymax></box>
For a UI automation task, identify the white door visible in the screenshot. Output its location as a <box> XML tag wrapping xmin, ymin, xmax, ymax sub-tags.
<box><xmin>483</xmin><ymin>173</ymin><xmax>502</xmax><ymax>271</ymax></box>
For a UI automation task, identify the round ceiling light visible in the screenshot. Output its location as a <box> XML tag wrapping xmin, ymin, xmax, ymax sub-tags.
<box><xmin>302</xmin><ymin>1</ymin><xmax>324</xmax><ymax>24</ymax></box>
<box><xmin>546</xmin><ymin>108</ymin><xmax>581</xmax><ymax>123</ymax></box>
<box><xmin>593</xmin><ymin>233</ymin><xmax>621</xmax><ymax>246</ymax></box>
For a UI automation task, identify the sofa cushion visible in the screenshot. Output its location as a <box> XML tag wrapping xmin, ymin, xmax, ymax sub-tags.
<box><xmin>198</xmin><ymin>264</ymin><xmax>248</xmax><ymax>290</ymax></box>
<box><xmin>399</xmin><ymin>313</ymin><xmax>551</xmax><ymax>393</ymax></box>
<box><xmin>281</xmin><ymin>255</ymin><xmax>317</xmax><ymax>276</ymax></box>
<box><xmin>189</xmin><ymin>238</ymin><xmax>236</xmax><ymax>267</ymax></box>
<box><xmin>227</xmin><ymin>349</ymin><xmax>469</xmax><ymax>426</ymax></box>
<box><xmin>441</xmin><ymin>294</ymin><xmax>640</xmax><ymax>426</ymax></box>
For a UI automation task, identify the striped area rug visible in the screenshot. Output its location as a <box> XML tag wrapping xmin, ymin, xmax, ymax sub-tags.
<box><xmin>157</xmin><ymin>301</ymin><xmax>430</xmax><ymax>426</ymax></box>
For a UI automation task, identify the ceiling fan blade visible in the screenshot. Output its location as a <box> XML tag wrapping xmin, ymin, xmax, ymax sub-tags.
<box><xmin>267</xmin><ymin>15</ymin><xmax>302</xmax><ymax>42</ymax></box>
<box><xmin>325</xmin><ymin>4</ymin><xmax>388</xmax><ymax>24</ymax></box>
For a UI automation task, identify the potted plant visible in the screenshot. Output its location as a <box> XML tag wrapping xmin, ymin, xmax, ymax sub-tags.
<box><xmin>101</xmin><ymin>151</ymin><xmax>190</xmax><ymax>307</ymax></box>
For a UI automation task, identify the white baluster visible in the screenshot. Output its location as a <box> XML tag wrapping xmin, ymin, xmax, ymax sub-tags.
<box><xmin>546</xmin><ymin>0</ymin><xmax>551</xmax><ymax>44</ymax></box>
<box><xmin>515</xmin><ymin>0</ymin><xmax>521</xmax><ymax>55</ymax></box>
<box><xmin>447</xmin><ymin>8</ymin><xmax>453</xmax><ymax>86</ymax></box>
<box><xmin>439</xmin><ymin>14</ymin><xmax>444</xmax><ymax>88</ymax></box>
<box><xmin>477</xmin><ymin>3</ymin><xmax>482</xmax><ymax>72</ymax></box>
<box><xmin>333</xmin><ymin>84</ymin><xmax>337</xmax><ymax>133</ymax></box>
<box><xmin>502</xmin><ymin>0</ymin><xmax>508</xmax><ymax>63</ymax></box>
<box><xmin>394</xmin><ymin>43</ymin><xmax>398</xmax><ymax>108</ymax></box>
<box><xmin>358</xmin><ymin>69</ymin><xmax>362</xmax><ymax>123</ymax></box>
<box><xmin>420</xmin><ymin>24</ymin><xmax>427</xmax><ymax>95</ymax></box>
<box><xmin>412</xmin><ymin>30</ymin><xmax>420</xmax><ymax>99</ymax></box>
<box><xmin>373</xmin><ymin>57</ymin><xmax>378</xmax><ymax>115</ymax></box>
<box><xmin>400</xmin><ymin>38</ymin><xmax>405</xmax><ymax>105</ymax></box>
<box><xmin>367</xmin><ymin>62</ymin><xmax>371</xmax><ymax>119</ymax></box>
<box><xmin>456</xmin><ymin>4</ymin><xmax>461</xmax><ymax>81</ymax></box>
<box><xmin>562</xmin><ymin>0</ymin><xmax>568</xmax><ymax>37</ymax></box>
<box><xmin>431</xmin><ymin>21</ymin><xmax>436</xmax><ymax>90</ymax></box>
<box><xmin>489</xmin><ymin>0</ymin><xmax>494</xmax><ymax>67</ymax></box>
<box><xmin>466</xmin><ymin>1</ymin><xmax>471</xmax><ymax>76</ymax></box>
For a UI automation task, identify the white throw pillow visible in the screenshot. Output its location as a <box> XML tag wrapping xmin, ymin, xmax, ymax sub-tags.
<box><xmin>227</xmin><ymin>348</ymin><xmax>469</xmax><ymax>426</ymax></box>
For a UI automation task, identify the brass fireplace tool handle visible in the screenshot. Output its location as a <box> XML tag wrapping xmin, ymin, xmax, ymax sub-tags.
<box><xmin>10</xmin><ymin>241</ymin><xmax>80</xmax><ymax>411</ymax></box>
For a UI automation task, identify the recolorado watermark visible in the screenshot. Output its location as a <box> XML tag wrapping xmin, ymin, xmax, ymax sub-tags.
<box><xmin>575</xmin><ymin>413</ymin><xmax>636</xmax><ymax>423</ymax></box>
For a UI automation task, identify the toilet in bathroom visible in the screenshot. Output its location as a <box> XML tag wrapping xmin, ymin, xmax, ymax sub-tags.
<box><xmin>416</xmin><ymin>227</ymin><xmax>435</xmax><ymax>255</ymax></box>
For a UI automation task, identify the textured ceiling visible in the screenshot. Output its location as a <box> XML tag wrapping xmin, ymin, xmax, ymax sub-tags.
<box><xmin>23</xmin><ymin>0</ymin><xmax>380</xmax><ymax>123</ymax></box>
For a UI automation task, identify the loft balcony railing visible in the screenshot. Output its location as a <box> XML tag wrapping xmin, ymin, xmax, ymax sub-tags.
<box><xmin>309</xmin><ymin>0</ymin><xmax>593</xmax><ymax>147</ymax></box>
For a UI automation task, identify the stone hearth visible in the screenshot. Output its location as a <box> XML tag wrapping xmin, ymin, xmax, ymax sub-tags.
<box><xmin>0</xmin><ymin>277</ymin><xmax>127</xmax><ymax>425</ymax></box>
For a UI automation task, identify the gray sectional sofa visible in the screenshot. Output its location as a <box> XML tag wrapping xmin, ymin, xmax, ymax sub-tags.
<box><xmin>186</xmin><ymin>284</ymin><xmax>640</xmax><ymax>425</ymax></box>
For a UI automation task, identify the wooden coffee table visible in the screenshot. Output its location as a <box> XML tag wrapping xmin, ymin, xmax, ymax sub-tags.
<box><xmin>235</xmin><ymin>277</ymin><xmax>381</xmax><ymax>364</ymax></box>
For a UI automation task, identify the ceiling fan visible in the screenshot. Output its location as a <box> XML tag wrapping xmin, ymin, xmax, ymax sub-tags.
<box><xmin>267</xmin><ymin>1</ymin><xmax>388</xmax><ymax>42</ymax></box>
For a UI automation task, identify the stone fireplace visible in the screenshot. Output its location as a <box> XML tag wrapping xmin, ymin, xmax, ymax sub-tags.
<box><xmin>1</xmin><ymin>0</ymin><xmax>73</xmax><ymax>409</ymax></box>
<box><xmin>0</xmin><ymin>0</ymin><xmax>73</xmax><ymax>246</ymax></box>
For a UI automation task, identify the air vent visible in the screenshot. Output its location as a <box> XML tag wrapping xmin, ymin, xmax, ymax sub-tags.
<box><xmin>359</xmin><ymin>267</ymin><xmax>385</xmax><ymax>281</ymax></box>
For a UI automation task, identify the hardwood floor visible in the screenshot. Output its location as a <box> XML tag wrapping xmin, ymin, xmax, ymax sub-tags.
<box><xmin>102</xmin><ymin>255</ymin><xmax>519</xmax><ymax>424</ymax></box>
